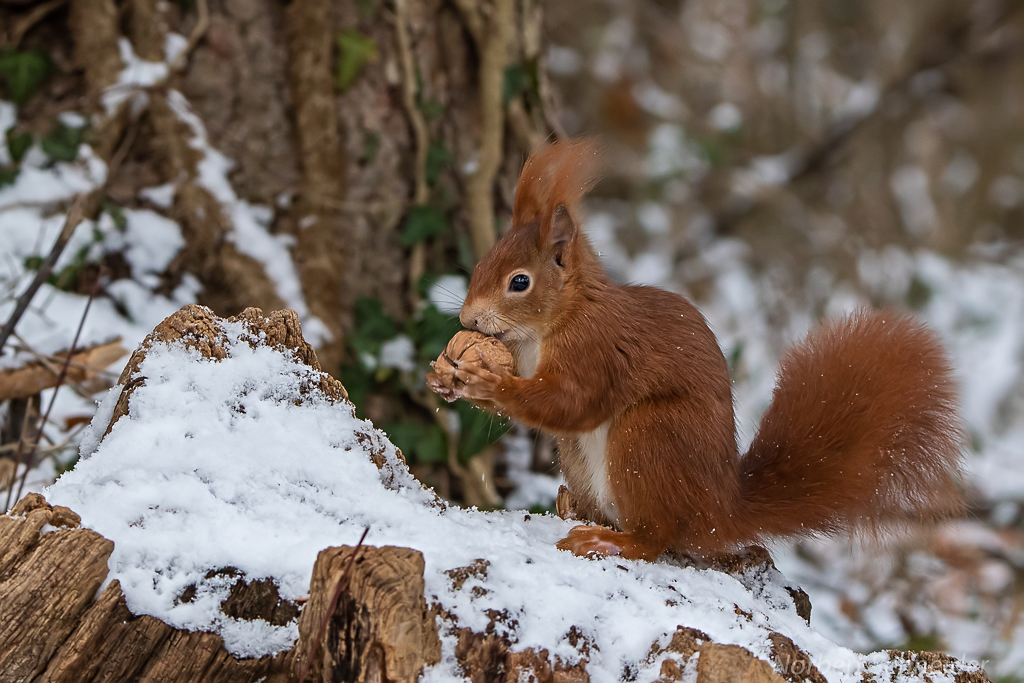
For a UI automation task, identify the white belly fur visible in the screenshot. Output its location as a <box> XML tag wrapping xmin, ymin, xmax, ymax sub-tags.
<box><xmin>511</xmin><ymin>335</ymin><xmax>541</xmax><ymax>379</ymax></box>
<box><xmin>577</xmin><ymin>421</ymin><xmax>618</xmax><ymax>524</ymax></box>
<box><xmin>512</xmin><ymin>334</ymin><xmax>618</xmax><ymax>523</ymax></box>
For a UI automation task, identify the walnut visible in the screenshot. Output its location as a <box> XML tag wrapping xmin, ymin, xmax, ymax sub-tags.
<box><xmin>426</xmin><ymin>330</ymin><xmax>514</xmax><ymax>402</ymax></box>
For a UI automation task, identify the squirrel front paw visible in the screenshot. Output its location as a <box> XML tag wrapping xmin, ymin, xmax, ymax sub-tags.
<box><xmin>426</xmin><ymin>362</ymin><xmax>458</xmax><ymax>402</ymax></box>
<box><xmin>454</xmin><ymin>356</ymin><xmax>508</xmax><ymax>401</ymax></box>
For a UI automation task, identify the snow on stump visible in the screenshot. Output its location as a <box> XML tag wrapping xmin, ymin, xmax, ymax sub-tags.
<box><xmin>0</xmin><ymin>304</ymin><xmax>993</xmax><ymax>683</ymax></box>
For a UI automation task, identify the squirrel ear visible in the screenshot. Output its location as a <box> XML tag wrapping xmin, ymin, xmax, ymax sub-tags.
<box><xmin>548</xmin><ymin>205</ymin><xmax>575</xmax><ymax>266</ymax></box>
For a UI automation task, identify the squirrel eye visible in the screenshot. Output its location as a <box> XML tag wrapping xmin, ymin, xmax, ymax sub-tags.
<box><xmin>509</xmin><ymin>273</ymin><xmax>530</xmax><ymax>292</ymax></box>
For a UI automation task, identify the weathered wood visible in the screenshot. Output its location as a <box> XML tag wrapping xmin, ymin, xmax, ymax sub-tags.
<box><xmin>293</xmin><ymin>545</ymin><xmax>441</xmax><ymax>683</ymax></box>
<box><xmin>135</xmin><ymin>630</ymin><xmax>281</xmax><ymax>683</ymax></box>
<box><xmin>2</xmin><ymin>491</ymin><xmax>293</xmax><ymax>683</ymax></box>
<box><xmin>38</xmin><ymin>580</ymin><xmax>174</xmax><ymax>683</ymax></box>
<box><xmin>0</xmin><ymin>525</ymin><xmax>113</xmax><ymax>683</ymax></box>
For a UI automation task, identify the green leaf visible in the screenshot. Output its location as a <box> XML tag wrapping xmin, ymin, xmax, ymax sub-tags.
<box><xmin>409</xmin><ymin>303</ymin><xmax>460</xmax><ymax>363</ymax></box>
<box><xmin>354</xmin><ymin>0</ymin><xmax>375</xmax><ymax>22</ymax></box>
<box><xmin>503</xmin><ymin>63</ymin><xmax>527</xmax><ymax>104</ymax></box>
<box><xmin>348</xmin><ymin>297</ymin><xmax>398</xmax><ymax>363</ymax></box>
<box><xmin>6</xmin><ymin>129</ymin><xmax>31</xmax><ymax>164</ymax></box>
<box><xmin>906</xmin><ymin>276</ymin><xmax>932</xmax><ymax>311</ymax></box>
<box><xmin>417</xmin><ymin>425</ymin><xmax>447</xmax><ymax>464</ymax></box>
<box><xmin>339</xmin><ymin>363</ymin><xmax>373</xmax><ymax>417</ymax></box>
<box><xmin>456</xmin><ymin>401</ymin><xmax>509</xmax><ymax>463</ymax></box>
<box><xmin>102</xmin><ymin>200</ymin><xmax>128</xmax><ymax>232</ymax></box>
<box><xmin>425</xmin><ymin>139</ymin><xmax>451</xmax><ymax>187</ymax></box>
<box><xmin>336</xmin><ymin>29</ymin><xmax>379</xmax><ymax>93</ymax></box>
<box><xmin>0</xmin><ymin>167</ymin><xmax>17</xmax><ymax>188</ymax></box>
<box><xmin>382</xmin><ymin>420</ymin><xmax>426</xmax><ymax>460</ymax></box>
<box><xmin>41</xmin><ymin>123</ymin><xmax>85</xmax><ymax>162</ymax></box>
<box><xmin>0</xmin><ymin>49</ymin><xmax>52</xmax><ymax>106</ymax></box>
<box><xmin>401</xmin><ymin>205</ymin><xmax>447</xmax><ymax>246</ymax></box>
<box><xmin>419</xmin><ymin>98</ymin><xmax>443</xmax><ymax>122</ymax></box>
<box><xmin>382</xmin><ymin>421</ymin><xmax>447</xmax><ymax>465</ymax></box>
<box><xmin>23</xmin><ymin>255</ymin><xmax>43</xmax><ymax>271</ymax></box>
<box><xmin>55</xmin><ymin>454</ymin><xmax>79</xmax><ymax>475</ymax></box>
<box><xmin>50</xmin><ymin>244</ymin><xmax>92</xmax><ymax>292</ymax></box>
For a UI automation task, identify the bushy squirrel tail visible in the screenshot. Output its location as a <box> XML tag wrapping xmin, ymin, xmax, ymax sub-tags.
<box><xmin>737</xmin><ymin>309</ymin><xmax>965</xmax><ymax>541</ymax></box>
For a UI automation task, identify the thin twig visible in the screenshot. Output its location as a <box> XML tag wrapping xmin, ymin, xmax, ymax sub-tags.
<box><xmin>169</xmin><ymin>0</ymin><xmax>210</xmax><ymax>73</ymax></box>
<box><xmin>0</xmin><ymin>194</ymin><xmax>93</xmax><ymax>357</ymax></box>
<box><xmin>297</xmin><ymin>526</ymin><xmax>370</xmax><ymax>683</ymax></box>
<box><xmin>3</xmin><ymin>396</ymin><xmax>34</xmax><ymax>511</ymax></box>
<box><xmin>11</xmin><ymin>271</ymin><xmax>103</xmax><ymax>505</ymax></box>
<box><xmin>0</xmin><ymin>200</ymin><xmax>66</xmax><ymax>216</ymax></box>
<box><xmin>7</xmin><ymin>0</ymin><xmax>70</xmax><ymax>48</ymax></box>
<box><xmin>0</xmin><ymin>427</ymin><xmax>80</xmax><ymax>458</ymax></box>
<box><xmin>9</xmin><ymin>331</ymin><xmax>95</xmax><ymax>398</ymax></box>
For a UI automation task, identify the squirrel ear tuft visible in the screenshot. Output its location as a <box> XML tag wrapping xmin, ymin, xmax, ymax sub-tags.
<box><xmin>513</xmin><ymin>139</ymin><xmax>602</xmax><ymax>246</ymax></box>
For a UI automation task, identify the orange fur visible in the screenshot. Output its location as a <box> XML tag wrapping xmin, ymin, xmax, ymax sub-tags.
<box><xmin>451</xmin><ymin>140</ymin><xmax>965</xmax><ymax>561</ymax></box>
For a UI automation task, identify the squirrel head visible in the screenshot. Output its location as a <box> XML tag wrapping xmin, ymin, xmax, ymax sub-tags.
<box><xmin>460</xmin><ymin>139</ymin><xmax>602</xmax><ymax>343</ymax></box>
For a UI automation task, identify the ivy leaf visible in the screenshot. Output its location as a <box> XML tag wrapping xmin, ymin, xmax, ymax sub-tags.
<box><xmin>41</xmin><ymin>123</ymin><xmax>85</xmax><ymax>162</ymax></box>
<box><xmin>409</xmin><ymin>303</ymin><xmax>460</xmax><ymax>363</ymax></box>
<box><xmin>339</xmin><ymin>363</ymin><xmax>373</xmax><ymax>416</ymax></box>
<box><xmin>417</xmin><ymin>426</ymin><xmax>447</xmax><ymax>464</ymax></box>
<box><xmin>382</xmin><ymin>421</ymin><xmax>447</xmax><ymax>465</ymax></box>
<box><xmin>0</xmin><ymin>50</ymin><xmax>52</xmax><ymax>106</ymax></box>
<box><xmin>503</xmin><ymin>63</ymin><xmax>527</xmax><ymax>104</ymax></box>
<box><xmin>6</xmin><ymin>129</ymin><xmax>31</xmax><ymax>164</ymax></box>
<box><xmin>419</xmin><ymin>98</ymin><xmax>443</xmax><ymax>122</ymax></box>
<box><xmin>0</xmin><ymin>167</ymin><xmax>17</xmax><ymax>188</ymax></box>
<box><xmin>425</xmin><ymin>139</ymin><xmax>451</xmax><ymax>187</ymax></box>
<box><xmin>382</xmin><ymin>420</ymin><xmax>426</xmax><ymax>461</ymax></box>
<box><xmin>102</xmin><ymin>200</ymin><xmax>128</xmax><ymax>232</ymax></box>
<box><xmin>336</xmin><ymin>29</ymin><xmax>379</xmax><ymax>93</ymax></box>
<box><xmin>348</xmin><ymin>296</ymin><xmax>398</xmax><ymax>364</ymax></box>
<box><xmin>401</xmin><ymin>205</ymin><xmax>447</xmax><ymax>246</ymax></box>
<box><xmin>354</xmin><ymin>0</ymin><xmax>375</xmax><ymax>22</ymax></box>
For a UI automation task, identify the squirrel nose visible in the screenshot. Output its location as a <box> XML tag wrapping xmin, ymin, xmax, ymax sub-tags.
<box><xmin>459</xmin><ymin>307</ymin><xmax>478</xmax><ymax>330</ymax></box>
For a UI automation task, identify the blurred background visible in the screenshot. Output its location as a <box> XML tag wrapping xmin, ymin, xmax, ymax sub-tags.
<box><xmin>1</xmin><ymin>0</ymin><xmax>1023</xmax><ymax>676</ymax></box>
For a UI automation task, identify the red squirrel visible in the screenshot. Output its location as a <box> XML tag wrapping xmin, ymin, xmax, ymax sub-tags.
<box><xmin>435</xmin><ymin>139</ymin><xmax>965</xmax><ymax>561</ymax></box>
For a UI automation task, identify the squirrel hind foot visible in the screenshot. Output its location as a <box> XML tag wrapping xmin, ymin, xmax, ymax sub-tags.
<box><xmin>556</xmin><ymin>525</ymin><xmax>666</xmax><ymax>561</ymax></box>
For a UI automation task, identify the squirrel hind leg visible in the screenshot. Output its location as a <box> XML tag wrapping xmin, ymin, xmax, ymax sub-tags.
<box><xmin>605</xmin><ymin>400</ymin><xmax>741</xmax><ymax>556</ymax></box>
<box><xmin>556</xmin><ymin>525</ymin><xmax>666</xmax><ymax>561</ymax></box>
